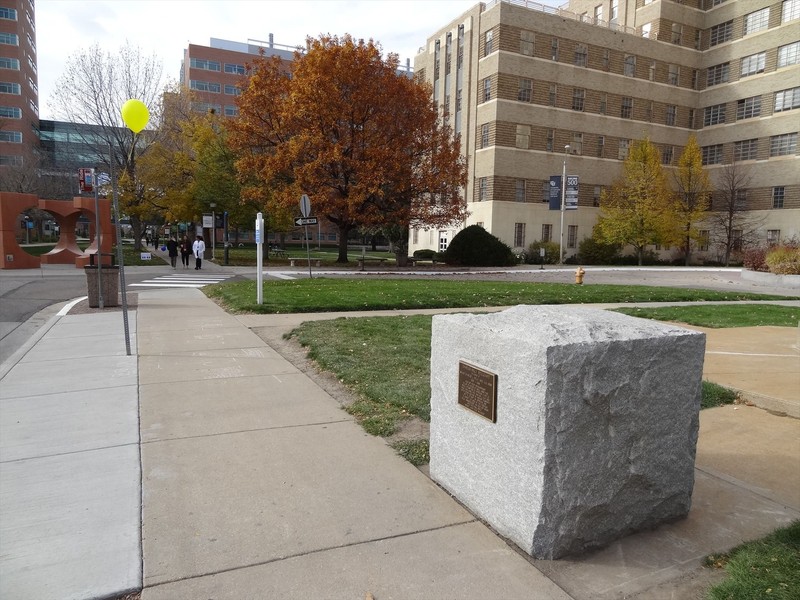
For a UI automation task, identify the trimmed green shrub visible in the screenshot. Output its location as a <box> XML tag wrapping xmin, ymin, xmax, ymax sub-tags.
<box><xmin>413</xmin><ymin>248</ymin><xmax>437</xmax><ymax>260</ymax></box>
<box><xmin>525</xmin><ymin>241</ymin><xmax>560</xmax><ymax>264</ymax></box>
<box><xmin>578</xmin><ymin>236</ymin><xmax>621</xmax><ymax>265</ymax></box>
<box><xmin>442</xmin><ymin>225</ymin><xmax>516</xmax><ymax>266</ymax></box>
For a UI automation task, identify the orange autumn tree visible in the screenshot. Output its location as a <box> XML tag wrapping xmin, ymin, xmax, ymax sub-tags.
<box><xmin>228</xmin><ymin>34</ymin><xmax>467</xmax><ymax>263</ymax></box>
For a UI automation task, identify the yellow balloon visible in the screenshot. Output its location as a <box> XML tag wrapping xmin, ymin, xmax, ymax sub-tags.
<box><xmin>120</xmin><ymin>99</ymin><xmax>150</xmax><ymax>133</ymax></box>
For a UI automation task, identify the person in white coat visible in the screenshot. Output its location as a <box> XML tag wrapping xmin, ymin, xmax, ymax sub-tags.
<box><xmin>192</xmin><ymin>235</ymin><xmax>206</xmax><ymax>270</ymax></box>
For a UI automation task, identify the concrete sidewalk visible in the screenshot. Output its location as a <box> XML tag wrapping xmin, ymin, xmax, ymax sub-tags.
<box><xmin>1</xmin><ymin>289</ymin><xmax>798</xmax><ymax>599</ymax></box>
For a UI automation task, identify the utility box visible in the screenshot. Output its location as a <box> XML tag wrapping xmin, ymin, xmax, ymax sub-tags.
<box><xmin>84</xmin><ymin>265</ymin><xmax>119</xmax><ymax>308</ymax></box>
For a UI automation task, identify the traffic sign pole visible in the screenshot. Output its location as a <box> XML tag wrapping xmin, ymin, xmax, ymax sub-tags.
<box><xmin>255</xmin><ymin>212</ymin><xmax>264</xmax><ymax>304</ymax></box>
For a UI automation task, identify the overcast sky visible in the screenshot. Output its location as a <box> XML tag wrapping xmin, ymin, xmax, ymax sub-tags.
<box><xmin>36</xmin><ymin>0</ymin><xmax>532</xmax><ymax>120</ymax></box>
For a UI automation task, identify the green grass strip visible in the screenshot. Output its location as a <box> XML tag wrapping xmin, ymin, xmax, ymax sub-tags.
<box><xmin>706</xmin><ymin>520</ymin><xmax>800</xmax><ymax>600</ymax></box>
<box><xmin>614</xmin><ymin>305</ymin><xmax>799</xmax><ymax>328</ymax></box>
<box><xmin>207</xmin><ymin>278</ymin><xmax>792</xmax><ymax>314</ymax></box>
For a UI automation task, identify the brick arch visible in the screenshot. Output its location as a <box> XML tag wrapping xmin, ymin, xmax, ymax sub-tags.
<box><xmin>0</xmin><ymin>193</ymin><xmax>115</xmax><ymax>269</ymax></box>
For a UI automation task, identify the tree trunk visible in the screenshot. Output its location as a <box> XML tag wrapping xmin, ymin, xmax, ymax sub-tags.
<box><xmin>637</xmin><ymin>247</ymin><xmax>644</xmax><ymax>266</ymax></box>
<box><xmin>337</xmin><ymin>224</ymin><xmax>351</xmax><ymax>263</ymax></box>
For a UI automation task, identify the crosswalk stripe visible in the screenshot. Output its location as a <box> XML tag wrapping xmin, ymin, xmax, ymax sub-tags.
<box><xmin>129</xmin><ymin>273</ymin><xmax>234</xmax><ymax>289</ymax></box>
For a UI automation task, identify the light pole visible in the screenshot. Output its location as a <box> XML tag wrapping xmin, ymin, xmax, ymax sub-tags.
<box><xmin>209</xmin><ymin>202</ymin><xmax>216</xmax><ymax>260</ymax></box>
<box><xmin>559</xmin><ymin>144</ymin><xmax>570</xmax><ymax>265</ymax></box>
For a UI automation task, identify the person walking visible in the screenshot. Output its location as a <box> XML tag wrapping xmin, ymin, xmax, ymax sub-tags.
<box><xmin>179</xmin><ymin>235</ymin><xmax>192</xmax><ymax>268</ymax></box>
<box><xmin>166</xmin><ymin>236</ymin><xmax>179</xmax><ymax>268</ymax></box>
<box><xmin>192</xmin><ymin>235</ymin><xmax>206</xmax><ymax>270</ymax></box>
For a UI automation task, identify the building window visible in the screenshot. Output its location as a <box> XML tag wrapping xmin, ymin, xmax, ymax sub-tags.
<box><xmin>707</xmin><ymin>62</ymin><xmax>730</xmax><ymax>86</ymax></box>
<box><xmin>662</xmin><ymin>145</ymin><xmax>674</xmax><ymax>165</ymax></box>
<box><xmin>732</xmin><ymin>229</ymin><xmax>743</xmax><ymax>250</ymax></box>
<box><xmin>224</xmin><ymin>105</ymin><xmax>239</xmax><ymax>117</ymax></box>
<box><xmin>478</xmin><ymin>177</ymin><xmax>487</xmax><ymax>201</ymax></box>
<box><xmin>698</xmin><ymin>230</ymin><xmax>710</xmax><ymax>251</ymax></box>
<box><xmin>734</xmin><ymin>138</ymin><xmax>759</xmax><ymax>161</ymax></box>
<box><xmin>767</xmin><ymin>229</ymin><xmax>780</xmax><ymax>246</ymax></box>
<box><xmin>668</xmin><ymin>64</ymin><xmax>680</xmax><ymax>86</ymax></box>
<box><xmin>485</xmin><ymin>30</ymin><xmax>493</xmax><ymax>55</ymax></box>
<box><xmin>783</xmin><ymin>0</ymin><xmax>800</xmax><ymax>22</ymax></box>
<box><xmin>619</xmin><ymin>139</ymin><xmax>630</xmax><ymax>160</ymax></box>
<box><xmin>514</xmin><ymin>223</ymin><xmax>526</xmax><ymax>247</ymax></box>
<box><xmin>542</xmin><ymin>224</ymin><xmax>553</xmax><ymax>242</ymax></box>
<box><xmin>0</xmin><ymin>130</ymin><xmax>21</xmax><ymax>142</ymax></box>
<box><xmin>737</xmin><ymin>95</ymin><xmax>762</xmax><ymax>119</ymax></box>
<box><xmin>671</xmin><ymin>23</ymin><xmax>683</xmax><ymax>45</ymax></box>
<box><xmin>190</xmin><ymin>80</ymin><xmax>221</xmax><ymax>93</ymax></box>
<box><xmin>704</xmin><ymin>103</ymin><xmax>726</xmax><ymax>126</ymax></box>
<box><xmin>516</xmin><ymin>124</ymin><xmax>530</xmax><ymax>149</ymax></box>
<box><xmin>666</xmin><ymin>105</ymin><xmax>677</xmax><ymax>126</ymax></box>
<box><xmin>0</xmin><ymin>154</ymin><xmax>23</xmax><ymax>166</ymax></box>
<box><xmin>0</xmin><ymin>106</ymin><xmax>21</xmax><ymax>118</ymax></box>
<box><xmin>740</xmin><ymin>52</ymin><xmax>766</xmax><ymax>77</ymax></box>
<box><xmin>593</xmin><ymin>186</ymin><xmax>601</xmax><ymax>206</ymax></box>
<box><xmin>551</xmin><ymin>38</ymin><xmax>559</xmax><ymax>61</ymax></box>
<box><xmin>575</xmin><ymin>44</ymin><xmax>587</xmax><ymax>67</ymax></box>
<box><xmin>541</xmin><ymin>181</ymin><xmax>550</xmax><ymax>202</ymax></box>
<box><xmin>642</xmin><ymin>23</ymin><xmax>652</xmax><ymax>38</ymax></box>
<box><xmin>190</xmin><ymin>58</ymin><xmax>220</xmax><ymax>71</ymax></box>
<box><xmin>743</xmin><ymin>7</ymin><xmax>770</xmax><ymax>34</ymax></box>
<box><xmin>602</xmin><ymin>49</ymin><xmax>610</xmax><ymax>70</ymax></box>
<box><xmin>599</xmin><ymin>93</ymin><xmax>607</xmax><ymax>114</ymax></box>
<box><xmin>778</xmin><ymin>42</ymin><xmax>800</xmax><ymax>67</ymax></box>
<box><xmin>546</xmin><ymin>129</ymin><xmax>554</xmax><ymax>152</ymax></box>
<box><xmin>624</xmin><ymin>55</ymin><xmax>636</xmax><ymax>77</ymax></box>
<box><xmin>775</xmin><ymin>87</ymin><xmax>800</xmax><ymax>112</ymax></box>
<box><xmin>770</xmin><ymin>133</ymin><xmax>797</xmax><ymax>156</ymax></box>
<box><xmin>567</xmin><ymin>225</ymin><xmax>578</xmax><ymax>248</ymax></box>
<box><xmin>0</xmin><ymin>7</ymin><xmax>17</xmax><ymax>19</ymax></box>
<box><xmin>518</xmin><ymin>78</ymin><xmax>532</xmax><ymax>102</ymax></box>
<box><xmin>702</xmin><ymin>144</ymin><xmax>723</xmax><ymax>165</ymax></box>
<box><xmin>0</xmin><ymin>57</ymin><xmax>19</xmax><ymax>70</ymax></box>
<box><xmin>710</xmin><ymin>20</ymin><xmax>733</xmax><ymax>46</ymax></box>
<box><xmin>0</xmin><ymin>82</ymin><xmax>21</xmax><ymax>94</ymax></box>
<box><xmin>621</xmin><ymin>97</ymin><xmax>633</xmax><ymax>119</ymax></box>
<box><xmin>520</xmin><ymin>30</ymin><xmax>534</xmax><ymax>56</ymax></box>
<box><xmin>572</xmin><ymin>132</ymin><xmax>583</xmax><ymax>155</ymax></box>
<box><xmin>773</xmin><ymin>187</ymin><xmax>785</xmax><ymax>208</ymax></box>
<box><xmin>572</xmin><ymin>88</ymin><xmax>585</xmax><ymax>111</ymax></box>
<box><xmin>610</xmin><ymin>0</ymin><xmax>619</xmax><ymax>21</ymax></box>
<box><xmin>597</xmin><ymin>136</ymin><xmax>605</xmax><ymax>157</ymax></box>
<box><xmin>224</xmin><ymin>84</ymin><xmax>240</xmax><ymax>95</ymax></box>
<box><xmin>515</xmin><ymin>179</ymin><xmax>526</xmax><ymax>202</ymax></box>
<box><xmin>480</xmin><ymin>123</ymin><xmax>489</xmax><ymax>148</ymax></box>
<box><xmin>482</xmin><ymin>77</ymin><xmax>491</xmax><ymax>102</ymax></box>
<box><xmin>0</xmin><ymin>32</ymin><xmax>18</xmax><ymax>45</ymax></box>
<box><xmin>224</xmin><ymin>63</ymin><xmax>245</xmax><ymax>75</ymax></box>
<box><xmin>735</xmin><ymin>190</ymin><xmax>747</xmax><ymax>210</ymax></box>
<box><xmin>594</xmin><ymin>4</ymin><xmax>603</xmax><ymax>22</ymax></box>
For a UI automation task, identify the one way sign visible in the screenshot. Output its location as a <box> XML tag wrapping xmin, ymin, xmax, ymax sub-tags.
<box><xmin>294</xmin><ymin>217</ymin><xmax>318</xmax><ymax>226</ymax></box>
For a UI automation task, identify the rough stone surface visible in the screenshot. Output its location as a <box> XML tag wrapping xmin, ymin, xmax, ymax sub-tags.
<box><xmin>429</xmin><ymin>305</ymin><xmax>706</xmax><ymax>559</ymax></box>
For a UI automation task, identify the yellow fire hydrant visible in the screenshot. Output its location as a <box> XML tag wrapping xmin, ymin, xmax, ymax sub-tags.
<box><xmin>575</xmin><ymin>266</ymin><xmax>586</xmax><ymax>285</ymax></box>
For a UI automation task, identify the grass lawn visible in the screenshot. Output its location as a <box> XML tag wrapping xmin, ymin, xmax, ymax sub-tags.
<box><xmin>287</xmin><ymin>303</ymin><xmax>792</xmax><ymax>444</ymax></box>
<box><xmin>206</xmin><ymin>278</ymin><xmax>793</xmax><ymax>314</ymax></box>
<box><xmin>705</xmin><ymin>520</ymin><xmax>800</xmax><ymax>600</ymax></box>
<box><xmin>220</xmin><ymin>245</ymin><xmax>394</xmax><ymax>266</ymax></box>
<box><xmin>614</xmin><ymin>304</ymin><xmax>799</xmax><ymax>328</ymax></box>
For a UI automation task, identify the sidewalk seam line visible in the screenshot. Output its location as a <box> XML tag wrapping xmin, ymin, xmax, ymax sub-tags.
<box><xmin>144</xmin><ymin>519</ymin><xmax>478</xmax><ymax>590</ymax></box>
<box><xmin>0</xmin><ymin>440</ymin><xmax>140</xmax><ymax>464</ymax></box>
<box><xmin>140</xmin><ymin>419</ymin><xmax>354</xmax><ymax>445</ymax></box>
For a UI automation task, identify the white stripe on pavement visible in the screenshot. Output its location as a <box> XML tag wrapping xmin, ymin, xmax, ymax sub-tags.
<box><xmin>129</xmin><ymin>274</ymin><xmax>234</xmax><ymax>289</ymax></box>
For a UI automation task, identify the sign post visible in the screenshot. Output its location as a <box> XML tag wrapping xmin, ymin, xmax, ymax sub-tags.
<box><xmin>299</xmin><ymin>194</ymin><xmax>313</xmax><ymax>279</ymax></box>
<box><xmin>255</xmin><ymin>212</ymin><xmax>264</xmax><ymax>305</ymax></box>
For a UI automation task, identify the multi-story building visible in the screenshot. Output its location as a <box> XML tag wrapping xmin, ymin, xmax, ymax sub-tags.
<box><xmin>410</xmin><ymin>0</ymin><xmax>799</xmax><ymax>263</ymax></box>
<box><xmin>0</xmin><ymin>0</ymin><xmax>38</xmax><ymax>170</ymax></box>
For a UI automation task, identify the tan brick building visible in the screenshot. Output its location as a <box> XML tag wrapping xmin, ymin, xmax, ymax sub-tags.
<box><xmin>410</xmin><ymin>0</ymin><xmax>799</xmax><ymax>263</ymax></box>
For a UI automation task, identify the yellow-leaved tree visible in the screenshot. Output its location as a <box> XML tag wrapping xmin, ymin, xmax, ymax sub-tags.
<box><xmin>595</xmin><ymin>138</ymin><xmax>674</xmax><ymax>265</ymax></box>
<box><xmin>672</xmin><ymin>135</ymin><xmax>711</xmax><ymax>265</ymax></box>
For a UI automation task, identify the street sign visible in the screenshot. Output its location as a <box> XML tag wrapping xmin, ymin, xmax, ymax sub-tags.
<box><xmin>202</xmin><ymin>214</ymin><xmax>213</xmax><ymax>228</ymax></box>
<box><xmin>78</xmin><ymin>168</ymin><xmax>94</xmax><ymax>193</ymax></box>
<box><xmin>300</xmin><ymin>194</ymin><xmax>311</xmax><ymax>218</ymax></box>
<box><xmin>294</xmin><ymin>216</ymin><xmax>318</xmax><ymax>226</ymax></box>
<box><xmin>548</xmin><ymin>175</ymin><xmax>579</xmax><ymax>210</ymax></box>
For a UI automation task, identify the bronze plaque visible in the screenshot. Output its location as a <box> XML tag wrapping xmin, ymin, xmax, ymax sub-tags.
<box><xmin>457</xmin><ymin>361</ymin><xmax>497</xmax><ymax>423</ymax></box>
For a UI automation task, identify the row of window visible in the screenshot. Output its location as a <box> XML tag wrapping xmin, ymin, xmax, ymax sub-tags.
<box><xmin>189</xmin><ymin>80</ymin><xmax>241</xmax><ymax>95</ymax></box>
<box><xmin>511</xmin><ymin>222</ymin><xmax>578</xmax><ymax>249</ymax></box>
<box><xmin>189</xmin><ymin>101</ymin><xmax>239</xmax><ymax>116</ymax></box>
<box><xmin>702</xmin><ymin>133</ymin><xmax>797</xmax><ymax>164</ymax></box>
<box><xmin>707</xmin><ymin>42</ymin><xmax>798</xmax><ymax>88</ymax></box>
<box><xmin>712</xmin><ymin>1</ymin><xmax>799</xmax><ymax>48</ymax></box>
<box><xmin>703</xmin><ymin>87</ymin><xmax>800</xmax><ymax>126</ymax></box>
<box><xmin>190</xmin><ymin>58</ymin><xmax>246</xmax><ymax>75</ymax></box>
<box><xmin>0</xmin><ymin>130</ymin><xmax>22</xmax><ymax>142</ymax></box>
